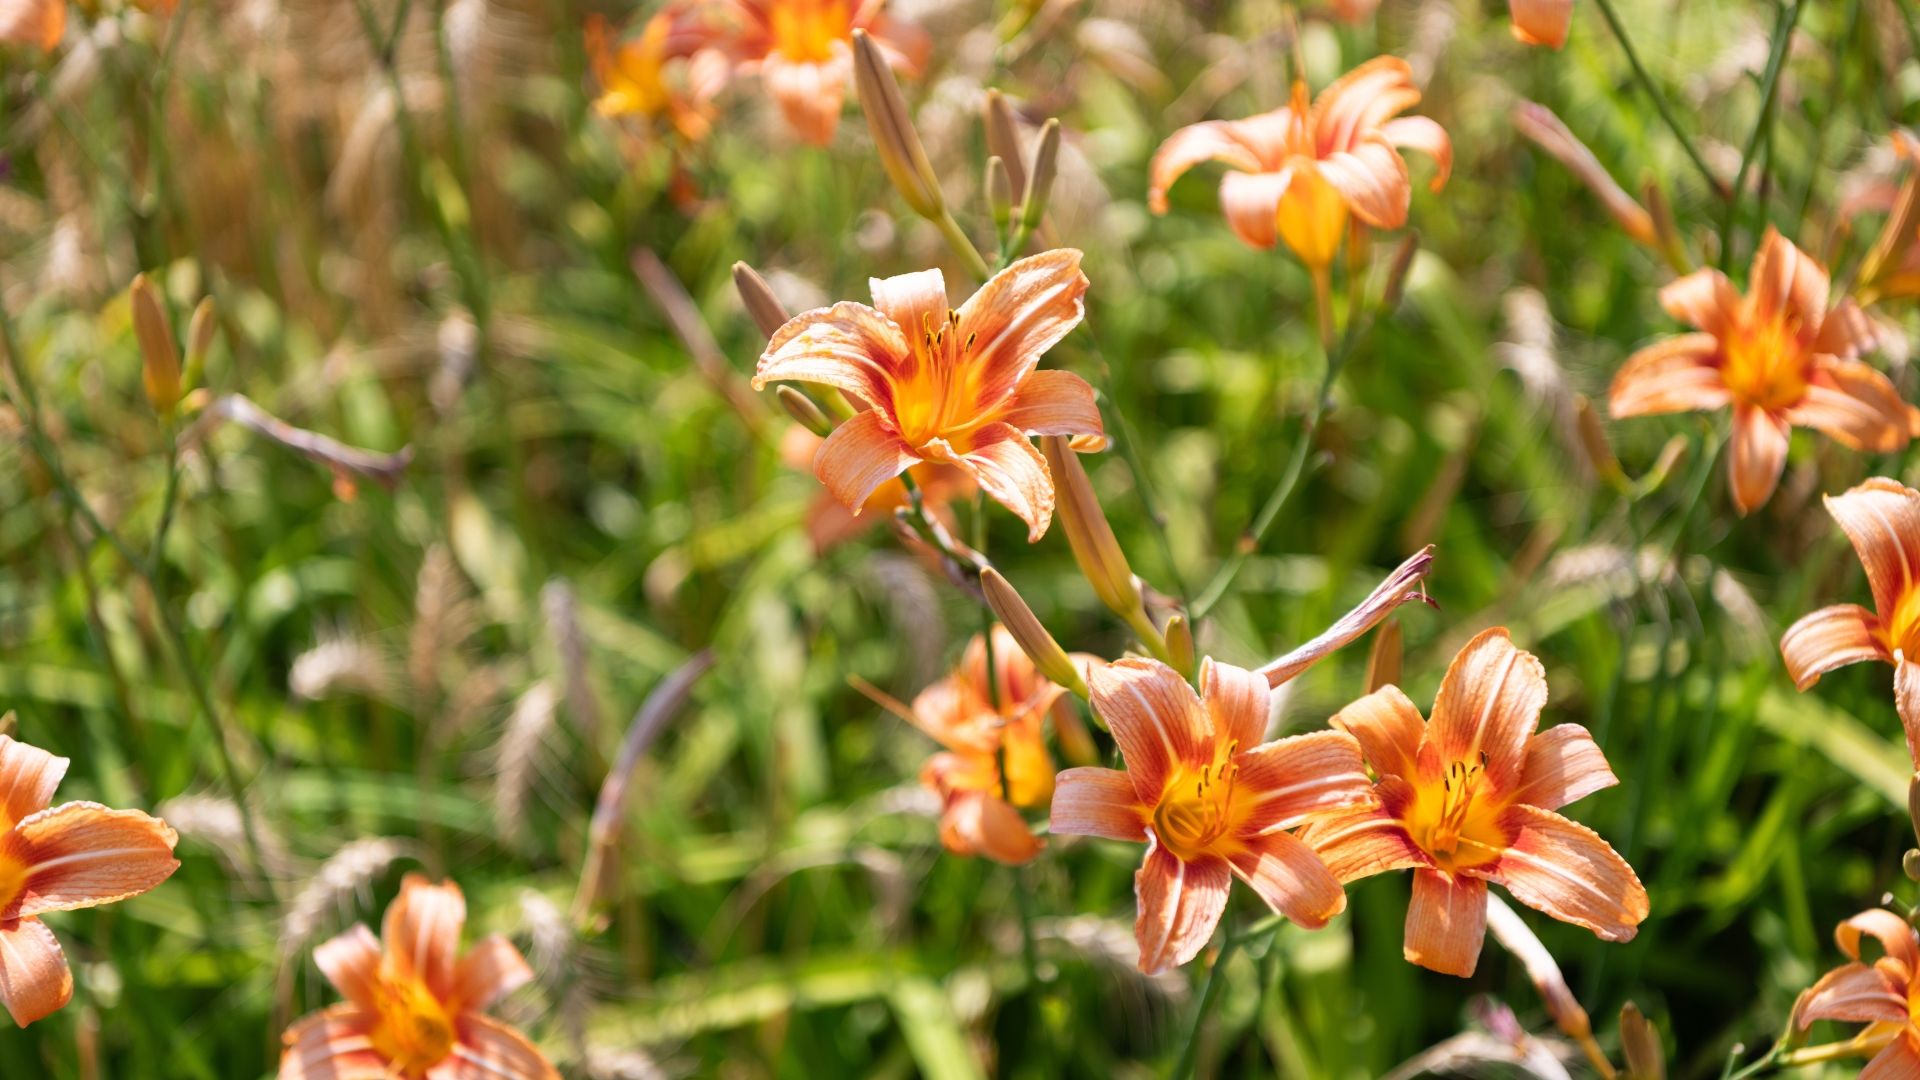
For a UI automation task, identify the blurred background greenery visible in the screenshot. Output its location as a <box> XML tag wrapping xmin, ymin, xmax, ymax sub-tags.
<box><xmin>3</xmin><ymin>0</ymin><xmax>1920</xmax><ymax>1073</ymax></box>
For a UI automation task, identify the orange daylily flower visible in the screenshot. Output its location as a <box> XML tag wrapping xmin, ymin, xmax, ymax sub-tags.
<box><xmin>0</xmin><ymin>734</ymin><xmax>180</xmax><ymax>1027</ymax></box>
<box><xmin>1300</xmin><ymin>628</ymin><xmax>1648</xmax><ymax>977</ymax></box>
<box><xmin>1781</xmin><ymin>479</ymin><xmax>1920</xmax><ymax>764</ymax></box>
<box><xmin>1608</xmin><ymin>227</ymin><xmax>1912</xmax><ymax>515</ymax></box>
<box><xmin>716</xmin><ymin>0</ymin><xmax>928</xmax><ymax>146</ymax></box>
<box><xmin>1508</xmin><ymin>0</ymin><xmax>1574</xmax><ymax>48</ymax></box>
<box><xmin>279</xmin><ymin>875</ymin><xmax>556</xmax><ymax>1080</ymax></box>
<box><xmin>778</xmin><ymin>423</ymin><xmax>974</xmax><ymax>553</ymax></box>
<box><xmin>0</xmin><ymin>0</ymin><xmax>62</xmax><ymax>50</ymax></box>
<box><xmin>585</xmin><ymin>8</ymin><xmax>731</xmax><ymax>141</ymax></box>
<box><xmin>876</xmin><ymin>626</ymin><xmax>1063</xmax><ymax>865</ymax></box>
<box><xmin>1147</xmin><ymin>57</ymin><xmax>1452</xmax><ymax>270</ymax></box>
<box><xmin>1050</xmin><ymin>657</ymin><xmax>1375</xmax><ymax>974</ymax></box>
<box><xmin>1793</xmin><ymin>909</ymin><xmax>1920</xmax><ymax>1069</ymax></box>
<box><xmin>753</xmin><ymin>250</ymin><xmax>1106</xmax><ymax>542</ymax></box>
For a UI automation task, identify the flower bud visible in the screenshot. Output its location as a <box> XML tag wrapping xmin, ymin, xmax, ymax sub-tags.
<box><xmin>1619</xmin><ymin>1002</ymin><xmax>1665</xmax><ymax>1080</ymax></box>
<box><xmin>1514</xmin><ymin>101</ymin><xmax>1655</xmax><ymax>246</ymax></box>
<box><xmin>1575</xmin><ymin>394</ymin><xmax>1627</xmax><ymax>490</ymax></box>
<box><xmin>130</xmin><ymin>273</ymin><xmax>180</xmax><ymax>416</ymax></box>
<box><xmin>1486</xmin><ymin>894</ymin><xmax>1589</xmax><ymax>1041</ymax></box>
<box><xmin>184</xmin><ymin>295</ymin><xmax>216</xmax><ymax>392</ymax></box>
<box><xmin>1907</xmin><ymin>772</ymin><xmax>1920</xmax><ymax>846</ymax></box>
<box><xmin>1642</xmin><ymin>178</ymin><xmax>1689</xmax><ymax>274</ymax></box>
<box><xmin>852</xmin><ymin>29</ymin><xmax>944</xmax><ymax>221</ymax></box>
<box><xmin>1042</xmin><ymin>435</ymin><xmax>1143</xmax><ymax>625</ymax></box>
<box><xmin>1164</xmin><ymin>614</ymin><xmax>1193</xmax><ymax>678</ymax></box>
<box><xmin>1020</xmin><ymin>119</ymin><xmax>1061</xmax><ymax>232</ymax></box>
<box><xmin>1860</xmin><ymin>170</ymin><xmax>1920</xmax><ymax>300</ymax></box>
<box><xmin>1904</xmin><ymin>848</ymin><xmax>1920</xmax><ymax>881</ymax></box>
<box><xmin>777</xmin><ymin>385</ymin><xmax>833</xmax><ymax>437</ymax></box>
<box><xmin>732</xmin><ymin>262</ymin><xmax>790</xmax><ymax>340</ymax></box>
<box><xmin>980</xmin><ymin>567</ymin><xmax>1089</xmax><ymax>699</ymax></box>
<box><xmin>984</xmin><ymin>89</ymin><xmax>1028</xmax><ymax>199</ymax></box>
<box><xmin>1364</xmin><ymin>618</ymin><xmax>1402</xmax><ymax>693</ymax></box>
<box><xmin>1380</xmin><ymin>229</ymin><xmax>1420</xmax><ymax>311</ymax></box>
<box><xmin>987</xmin><ymin>156</ymin><xmax>1013</xmax><ymax>234</ymax></box>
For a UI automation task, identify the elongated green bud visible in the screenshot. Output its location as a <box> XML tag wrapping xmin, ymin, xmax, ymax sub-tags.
<box><xmin>852</xmin><ymin>29</ymin><xmax>943</xmax><ymax>221</ymax></box>
<box><xmin>1619</xmin><ymin>1003</ymin><xmax>1664</xmax><ymax>1080</ymax></box>
<box><xmin>1364</xmin><ymin>619</ymin><xmax>1402</xmax><ymax>693</ymax></box>
<box><xmin>1019</xmin><ymin>119</ymin><xmax>1060</xmax><ymax>232</ymax></box>
<box><xmin>131</xmin><ymin>274</ymin><xmax>180</xmax><ymax>416</ymax></box>
<box><xmin>777</xmin><ymin>385</ymin><xmax>833</xmax><ymax>437</ymax></box>
<box><xmin>184</xmin><ymin>296</ymin><xmax>216</xmax><ymax>392</ymax></box>
<box><xmin>732</xmin><ymin>262</ymin><xmax>790</xmax><ymax>340</ymax></box>
<box><xmin>980</xmin><ymin>567</ymin><xmax>1088</xmax><ymax>699</ymax></box>
<box><xmin>1164</xmin><ymin>615</ymin><xmax>1193</xmax><ymax>678</ymax></box>
<box><xmin>984</xmin><ymin>90</ymin><xmax>1028</xmax><ymax>199</ymax></box>
<box><xmin>987</xmin><ymin>156</ymin><xmax>1013</xmax><ymax>234</ymax></box>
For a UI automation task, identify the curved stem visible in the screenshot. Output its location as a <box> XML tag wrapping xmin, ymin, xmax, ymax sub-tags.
<box><xmin>1716</xmin><ymin>0</ymin><xmax>1807</xmax><ymax>270</ymax></box>
<box><xmin>1590</xmin><ymin>0</ymin><xmax>1729</xmax><ymax>201</ymax></box>
<box><xmin>1168</xmin><ymin>931</ymin><xmax>1240</xmax><ymax>1080</ymax></box>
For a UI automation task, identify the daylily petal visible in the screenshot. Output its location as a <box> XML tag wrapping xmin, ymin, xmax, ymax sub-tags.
<box><xmin>1748</xmin><ymin>226</ymin><xmax>1830</xmax><ymax>326</ymax></box>
<box><xmin>383</xmin><ymin>874</ymin><xmax>466</xmax><ymax>1004</ymax></box>
<box><xmin>1429</xmin><ymin>628</ymin><xmax>1547</xmax><ymax>797</ymax></box>
<box><xmin>762</xmin><ymin>50</ymin><xmax>850</xmax><ymax>146</ymax></box>
<box><xmin>1862</xmin><ymin>1033</ymin><xmax>1920</xmax><ymax>1080</ymax></box>
<box><xmin>0</xmin><ymin>736</ymin><xmax>66</xmax><ymax>833</ymax></box>
<box><xmin>1796</xmin><ymin>961</ymin><xmax>1908</xmax><ymax>1025</ymax></box>
<box><xmin>1227</xmin><ymin>829</ymin><xmax>1347</xmax><ymax>929</ymax></box>
<box><xmin>1299</xmin><ymin>777</ymin><xmax>1431</xmax><ymax>883</ymax></box>
<box><xmin>929</xmin><ymin>423</ymin><xmax>1056</xmax><ymax>541</ymax></box>
<box><xmin>1227</xmin><ymin>110</ymin><xmax>1303</xmax><ymax>166</ymax></box>
<box><xmin>1231</xmin><ymin>730</ymin><xmax>1374</xmax><ymax>833</ymax></box>
<box><xmin>1780</xmin><ymin>604</ymin><xmax>1890</xmax><ymax>688</ymax></box>
<box><xmin>3</xmin><ymin>803</ymin><xmax>179</xmax><ymax>918</ymax></box>
<box><xmin>954</xmin><ymin>250</ymin><xmax>1089</xmax><ymax>417</ymax></box>
<box><xmin>1088</xmin><ymin>658</ymin><xmax>1211</xmax><ymax>808</ymax></box>
<box><xmin>862</xmin><ymin>11</ymin><xmax>929</xmax><ymax>76</ymax></box>
<box><xmin>313</xmin><ymin>924</ymin><xmax>383</xmax><ymax>1013</ymax></box>
<box><xmin>452</xmin><ymin>935</ymin><xmax>534</xmax><ymax>1014</ymax></box>
<box><xmin>1314</xmin><ymin>140</ymin><xmax>1412</xmax><ymax>229</ymax></box>
<box><xmin>1786</xmin><ymin>360</ymin><xmax>1912</xmax><ymax>453</ymax></box>
<box><xmin>1051</xmin><ymin>767</ymin><xmax>1150</xmax><ymax>842</ymax></box>
<box><xmin>0</xmin><ymin>0</ymin><xmax>62</xmax><ymax>51</ymax></box>
<box><xmin>1658</xmin><ymin>269</ymin><xmax>1742</xmax><ymax>338</ymax></box>
<box><xmin>1217</xmin><ymin>168</ymin><xmax>1291</xmax><ymax>249</ymax></box>
<box><xmin>0</xmin><ymin>917</ymin><xmax>71</xmax><ymax>1027</ymax></box>
<box><xmin>1512</xmin><ymin>724</ymin><xmax>1617</xmax><ymax>811</ymax></box>
<box><xmin>1899</xmin><ymin>660</ymin><xmax>1920</xmax><ymax>770</ymax></box>
<box><xmin>435</xmin><ymin>1013</ymin><xmax>562</xmax><ymax>1080</ymax></box>
<box><xmin>814</xmin><ymin>410</ymin><xmax>922</xmax><ymax>513</ymax></box>
<box><xmin>1310</xmin><ymin>57</ymin><xmax>1421</xmax><ymax>153</ymax></box>
<box><xmin>1606</xmin><ymin>334</ymin><xmax>1728</xmax><ymax>417</ymax></box>
<box><xmin>1202</xmin><ymin>658</ymin><xmax>1272</xmax><ymax>755</ymax></box>
<box><xmin>277</xmin><ymin>1004</ymin><xmax>387</xmax><ymax>1080</ymax></box>
<box><xmin>1483</xmin><ymin>804</ymin><xmax>1648</xmax><ymax>942</ymax></box>
<box><xmin>940</xmin><ymin>789</ymin><xmax>1044</xmax><ymax>865</ymax></box>
<box><xmin>1257</xmin><ymin>547</ymin><xmax>1435</xmax><ymax>688</ymax></box>
<box><xmin>1816</xmin><ymin>297</ymin><xmax>1881</xmax><ymax>359</ymax></box>
<box><xmin>1134</xmin><ymin>838</ymin><xmax>1231</xmax><ymax>975</ymax></box>
<box><xmin>1378</xmin><ymin>115</ymin><xmax>1452</xmax><ymax>189</ymax></box>
<box><xmin>1507</xmin><ymin>0</ymin><xmax>1573</xmax><ymax>47</ymax></box>
<box><xmin>1836</xmin><ymin>908</ymin><xmax>1920</xmax><ymax>971</ymax></box>
<box><xmin>995</xmin><ymin>369</ymin><xmax>1105</xmax><ymax>444</ymax></box>
<box><xmin>1727</xmin><ymin>402</ymin><xmax>1790</xmax><ymax>515</ymax></box>
<box><xmin>1823</xmin><ymin>478</ymin><xmax>1920</xmax><ymax>622</ymax></box>
<box><xmin>1404</xmin><ymin>868</ymin><xmax>1487</xmax><ymax>977</ymax></box>
<box><xmin>1002</xmin><ymin>692</ymin><xmax>1059</xmax><ymax>807</ymax></box>
<box><xmin>756</xmin><ymin>301</ymin><xmax>908</xmax><ymax>408</ymax></box>
<box><xmin>1147</xmin><ymin>120</ymin><xmax>1268</xmax><ymax>213</ymax></box>
<box><xmin>907</xmin><ymin>673</ymin><xmax>999</xmax><ymax>755</ymax></box>
<box><xmin>1329</xmin><ymin>685</ymin><xmax>1426</xmax><ymax>782</ymax></box>
<box><xmin>868</xmin><ymin>268</ymin><xmax>949</xmax><ymax>353</ymax></box>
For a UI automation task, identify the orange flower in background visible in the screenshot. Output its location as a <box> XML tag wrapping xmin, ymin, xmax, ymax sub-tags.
<box><xmin>1609</xmin><ymin>227</ymin><xmax>1912</xmax><ymax>515</ymax></box>
<box><xmin>870</xmin><ymin>627</ymin><xmax>1063</xmax><ymax>864</ymax></box>
<box><xmin>1508</xmin><ymin>0</ymin><xmax>1574</xmax><ymax>48</ymax></box>
<box><xmin>1147</xmin><ymin>57</ymin><xmax>1452</xmax><ymax>269</ymax></box>
<box><xmin>1051</xmin><ymin>658</ymin><xmax>1375</xmax><ymax>974</ymax></box>
<box><xmin>279</xmin><ymin>875</ymin><xmax>555</xmax><ymax>1080</ymax></box>
<box><xmin>1782</xmin><ymin>479</ymin><xmax>1920</xmax><ymax>764</ymax></box>
<box><xmin>585</xmin><ymin>8</ymin><xmax>731</xmax><ymax>141</ymax></box>
<box><xmin>718</xmin><ymin>0</ymin><xmax>928</xmax><ymax>145</ymax></box>
<box><xmin>1793</xmin><ymin>909</ymin><xmax>1920</xmax><ymax>1069</ymax></box>
<box><xmin>753</xmin><ymin>250</ymin><xmax>1106</xmax><ymax>542</ymax></box>
<box><xmin>1301</xmin><ymin>628</ymin><xmax>1647</xmax><ymax>977</ymax></box>
<box><xmin>778</xmin><ymin>424</ymin><xmax>975</xmax><ymax>553</ymax></box>
<box><xmin>0</xmin><ymin>0</ymin><xmax>63</xmax><ymax>50</ymax></box>
<box><xmin>0</xmin><ymin>734</ymin><xmax>179</xmax><ymax>1026</ymax></box>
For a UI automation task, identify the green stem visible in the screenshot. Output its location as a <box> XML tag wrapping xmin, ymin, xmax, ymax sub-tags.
<box><xmin>1590</xmin><ymin>0</ymin><xmax>1729</xmax><ymax>201</ymax></box>
<box><xmin>1169</xmin><ymin>933</ymin><xmax>1240</xmax><ymax>1080</ymax></box>
<box><xmin>1078</xmin><ymin>327</ymin><xmax>1189</xmax><ymax>605</ymax></box>
<box><xmin>933</xmin><ymin>208</ymin><xmax>993</xmax><ymax>282</ymax></box>
<box><xmin>1717</xmin><ymin>0</ymin><xmax>1807</xmax><ymax>271</ymax></box>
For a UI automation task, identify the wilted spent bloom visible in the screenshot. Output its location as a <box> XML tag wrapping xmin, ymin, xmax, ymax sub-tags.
<box><xmin>753</xmin><ymin>251</ymin><xmax>1105</xmax><ymax>542</ymax></box>
<box><xmin>0</xmin><ymin>734</ymin><xmax>180</xmax><ymax>1026</ymax></box>
<box><xmin>1782</xmin><ymin>479</ymin><xmax>1920</xmax><ymax>764</ymax></box>
<box><xmin>1050</xmin><ymin>658</ymin><xmax>1375</xmax><ymax>974</ymax></box>
<box><xmin>1512</xmin><ymin>101</ymin><xmax>1655</xmax><ymax>247</ymax></box>
<box><xmin>1148</xmin><ymin>57</ymin><xmax>1451</xmax><ymax>270</ymax></box>
<box><xmin>1609</xmin><ymin>227</ymin><xmax>1913</xmax><ymax>515</ymax></box>
<box><xmin>1793</xmin><ymin>909</ymin><xmax>1920</xmax><ymax>1072</ymax></box>
<box><xmin>0</xmin><ymin>0</ymin><xmax>63</xmax><ymax>51</ymax></box>
<box><xmin>584</xmin><ymin>8</ymin><xmax>730</xmax><ymax>141</ymax></box>
<box><xmin>279</xmin><ymin>875</ymin><xmax>557</xmax><ymax>1080</ymax></box>
<box><xmin>718</xmin><ymin>0</ymin><xmax>928</xmax><ymax>146</ymax></box>
<box><xmin>1301</xmin><ymin>628</ymin><xmax>1648</xmax><ymax>977</ymax></box>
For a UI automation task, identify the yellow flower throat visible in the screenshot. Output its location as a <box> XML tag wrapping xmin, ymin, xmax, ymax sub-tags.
<box><xmin>366</xmin><ymin>973</ymin><xmax>457</xmax><ymax>1077</ymax></box>
<box><xmin>893</xmin><ymin>308</ymin><xmax>984</xmax><ymax>447</ymax></box>
<box><xmin>769</xmin><ymin>0</ymin><xmax>852</xmax><ymax>63</ymax></box>
<box><xmin>1152</xmin><ymin>740</ymin><xmax>1239</xmax><ymax>862</ymax></box>
<box><xmin>1720</xmin><ymin>312</ymin><xmax>1808</xmax><ymax>411</ymax></box>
